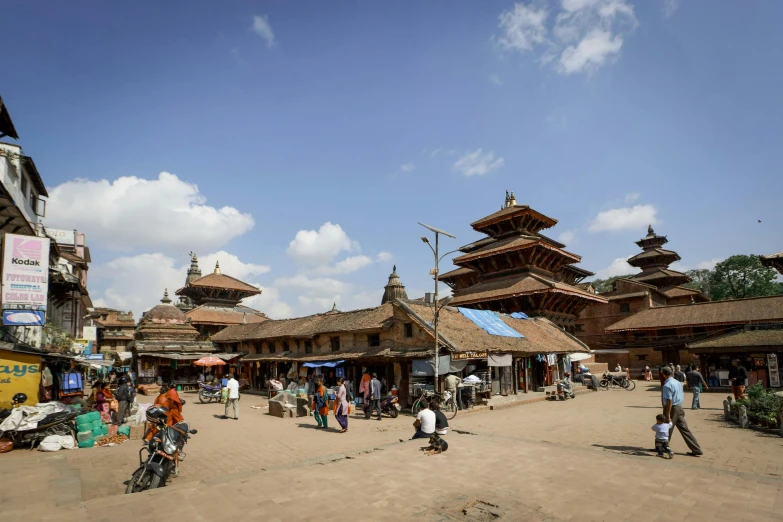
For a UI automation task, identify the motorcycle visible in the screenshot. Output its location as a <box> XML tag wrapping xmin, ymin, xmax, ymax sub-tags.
<box><xmin>0</xmin><ymin>393</ymin><xmax>77</xmax><ymax>450</ymax></box>
<box><xmin>362</xmin><ymin>395</ymin><xmax>401</xmax><ymax>419</ymax></box>
<box><xmin>125</xmin><ymin>406</ymin><xmax>197</xmax><ymax>493</ymax></box>
<box><xmin>197</xmin><ymin>381</ymin><xmax>221</xmax><ymax>403</ymax></box>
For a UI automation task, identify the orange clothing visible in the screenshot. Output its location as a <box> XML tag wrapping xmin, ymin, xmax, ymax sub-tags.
<box><xmin>312</xmin><ymin>384</ymin><xmax>329</xmax><ymax>416</ymax></box>
<box><xmin>164</xmin><ymin>388</ymin><xmax>184</xmax><ymax>426</ymax></box>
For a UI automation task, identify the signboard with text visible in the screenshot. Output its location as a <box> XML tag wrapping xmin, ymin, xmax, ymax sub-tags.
<box><xmin>2</xmin><ymin>234</ymin><xmax>50</xmax><ymax>313</ymax></box>
<box><xmin>83</xmin><ymin>326</ymin><xmax>97</xmax><ymax>341</ymax></box>
<box><xmin>452</xmin><ymin>351</ymin><xmax>488</xmax><ymax>360</ymax></box>
<box><xmin>768</xmin><ymin>353</ymin><xmax>780</xmax><ymax>388</ymax></box>
<box><xmin>3</xmin><ymin>310</ymin><xmax>45</xmax><ymax>326</ymax></box>
<box><xmin>44</xmin><ymin>228</ymin><xmax>76</xmax><ymax>245</ymax></box>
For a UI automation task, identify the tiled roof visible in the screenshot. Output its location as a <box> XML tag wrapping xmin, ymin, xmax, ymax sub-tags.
<box><xmin>632</xmin><ymin>268</ymin><xmax>689</xmax><ymax>283</ymax></box>
<box><xmin>186</xmin><ymin>273</ymin><xmax>261</xmax><ymax>294</ymax></box>
<box><xmin>687</xmin><ymin>328</ymin><xmax>783</xmax><ymax>349</ymax></box>
<box><xmin>627</xmin><ymin>248</ymin><xmax>680</xmax><ymax>262</ymax></box>
<box><xmin>185</xmin><ymin>305</ymin><xmax>268</xmax><ymax>325</ymax></box>
<box><xmin>241</xmin><ymin>346</ymin><xmax>430</xmax><ymax>362</ymax></box>
<box><xmin>449</xmin><ymin>273</ymin><xmax>607</xmax><ymax>306</ymax></box>
<box><xmin>470</xmin><ymin>205</ymin><xmax>557</xmax><ymax>230</ymax></box>
<box><xmin>438</xmin><ymin>267</ymin><xmax>476</xmax><ymax>280</ymax></box>
<box><xmin>606</xmin><ymin>295</ymin><xmax>783</xmax><ymax>331</ymax></box>
<box><xmin>399</xmin><ymin>300</ymin><xmax>589</xmax><ymax>355</ymax></box>
<box><xmin>605</xmin><ymin>292</ymin><xmax>649</xmax><ymax>300</ymax></box>
<box><xmin>212</xmin><ymin>303</ymin><xmax>395</xmax><ymax>342</ymax></box>
<box><xmin>453</xmin><ymin>236</ymin><xmax>581</xmax><ymax>265</ymax></box>
<box><xmin>658</xmin><ymin>286</ymin><xmax>709</xmax><ymax>301</ymax></box>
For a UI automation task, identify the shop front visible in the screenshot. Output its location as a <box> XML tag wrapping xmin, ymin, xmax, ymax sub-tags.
<box><xmin>136</xmin><ymin>352</ymin><xmax>242</xmax><ymax>389</ymax></box>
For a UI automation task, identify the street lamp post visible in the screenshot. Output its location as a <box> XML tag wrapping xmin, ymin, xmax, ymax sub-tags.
<box><xmin>418</xmin><ymin>222</ymin><xmax>457</xmax><ymax>393</ymax></box>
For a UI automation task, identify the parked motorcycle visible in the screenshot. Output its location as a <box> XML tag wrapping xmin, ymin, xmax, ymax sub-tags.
<box><xmin>362</xmin><ymin>395</ymin><xmax>401</xmax><ymax>419</ymax></box>
<box><xmin>0</xmin><ymin>393</ymin><xmax>78</xmax><ymax>450</ymax></box>
<box><xmin>197</xmin><ymin>381</ymin><xmax>221</xmax><ymax>403</ymax></box>
<box><xmin>125</xmin><ymin>406</ymin><xmax>197</xmax><ymax>493</ymax></box>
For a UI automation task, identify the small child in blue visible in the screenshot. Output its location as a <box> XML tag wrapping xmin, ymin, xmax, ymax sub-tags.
<box><xmin>652</xmin><ymin>414</ymin><xmax>674</xmax><ymax>459</ymax></box>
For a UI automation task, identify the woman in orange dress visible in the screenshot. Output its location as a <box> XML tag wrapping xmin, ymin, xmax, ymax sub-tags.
<box><xmin>311</xmin><ymin>379</ymin><xmax>329</xmax><ymax>429</ymax></box>
<box><xmin>164</xmin><ymin>384</ymin><xmax>184</xmax><ymax>426</ymax></box>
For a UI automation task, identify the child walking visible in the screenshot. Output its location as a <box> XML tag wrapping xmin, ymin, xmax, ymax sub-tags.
<box><xmin>652</xmin><ymin>414</ymin><xmax>674</xmax><ymax>459</ymax></box>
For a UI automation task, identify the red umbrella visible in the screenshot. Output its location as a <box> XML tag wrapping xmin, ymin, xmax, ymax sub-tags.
<box><xmin>194</xmin><ymin>356</ymin><xmax>226</xmax><ymax>367</ymax></box>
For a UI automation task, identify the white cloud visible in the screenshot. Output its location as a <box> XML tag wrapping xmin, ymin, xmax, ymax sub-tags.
<box><xmin>558</xmin><ymin>229</ymin><xmax>576</xmax><ymax>244</ymax></box>
<box><xmin>274</xmin><ymin>274</ymin><xmax>354</xmax><ymax>296</ymax></box>
<box><xmin>557</xmin><ymin>29</ymin><xmax>623</xmax><ymax>75</ymax></box>
<box><xmin>400</xmin><ymin>163</ymin><xmax>416</xmax><ymax>172</ymax></box>
<box><xmin>194</xmin><ymin>251</ymin><xmax>270</xmax><ymax>279</ymax></box>
<box><xmin>286</xmin><ymin>222</ymin><xmax>357</xmax><ymax>266</ymax></box>
<box><xmin>251</xmin><ymin>14</ymin><xmax>275</xmax><ymax>48</ymax></box>
<box><xmin>376</xmin><ymin>251</ymin><xmax>394</xmax><ymax>263</ymax></box>
<box><xmin>624</xmin><ymin>192</ymin><xmax>640</xmax><ymax>203</ymax></box>
<box><xmin>430</xmin><ymin>149</ymin><xmax>441</xmax><ymax>158</ymax></box>
<box><xmin>495</xmin><ymin>3</ymin><xmax>549</xmax><ymax>53</ymax></box>
<box><xmin>46</xmin><ymin>172</ymin><xmax>255</xmax><ymax>253</ymax></box>
<box><xmin>663</xmin><ymin>0</ymin><xmax>681</xmax><ymax>18</ymax></box>
<box><xmin>312</xmin><ymin>255</ymin><xmax>373</xmax><ymax>276</ymax></box>
<box><xmin>588</xmin><ymin>204</ymin><xmax>658</xmax><ymax>233</ymax></box>
<box><xmin>452</xmin><ymin>149</ymin><xmax>505</xmax><ymax>177</ymax></box>
<box><xmin>489</xmin><ymin>74</ymin><xmax>504</xmax><ymax>86</ymax></box>
<box><xmin>596</xmin><ymin>256</ymin><xmax>635</xmax><ymax>278</ymax></box>
<box><xmin>670</xmin><ymin>258</ymin><xmax>723</xmax><ymax>273</ymax></box>
<box><xmin>244</xmin><ymin>286</ymin><xmax>293</xmax><ymax>319</ymax></box>
<box><xmin>495</xmin><ymin>0</ymin><xmax>637</xmax><ymax>75</ymax></box>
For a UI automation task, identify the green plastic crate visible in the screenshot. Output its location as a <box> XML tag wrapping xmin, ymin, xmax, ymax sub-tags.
<box><xmin>77</xmin><ymin>438</ymin><xmax>94</xmax><ymax>448</ymax></box>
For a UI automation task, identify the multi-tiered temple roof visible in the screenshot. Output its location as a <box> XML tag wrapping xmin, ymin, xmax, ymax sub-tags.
<box><xmin>440</xmin><ymin>192</ymin><xmax>606</xmax><ymax>329</ymax></box>
<box><xmin>626</xmin><ymin>226</ymin><xmax>691</xmax><ymax>288</ymax></box>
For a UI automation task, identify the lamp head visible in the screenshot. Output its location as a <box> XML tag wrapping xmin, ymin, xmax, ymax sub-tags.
<box><xmin>421</xmin><ymin>237</ymin><xmax>430</xmax><ymax>244</ymax></box>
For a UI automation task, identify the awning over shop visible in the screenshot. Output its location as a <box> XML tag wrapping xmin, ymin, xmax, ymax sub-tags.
<box><xmin>74</xmin><ymin>357</ymin><xmax>115</xmax><ymax>367</ymax></box>
<box><xmin>488</xmin><ymin>353</ymin><xmax>512</xmax><ymax>367</ymax></box>
<box><xmin>566</xmin><ymin>352</ymin><xmax>593</xmax><ymax>362</ymax></box>
<box><xmin>115</xmin><ymin>351</ymin><xmax>132</xmax><ymax>363</ymax></box>
<box><xmin>411</xmin><ymin>355</ymin><xmax>468</xmax><ymax>376</ymax></box>
<box><xmin>303</xmin><ymin>360</ymin><xmax>345</xmax><ymax>368</ymax></box>
<box><xmin>137</xmin><ymin>352</ymin><xmax>243</xmax><ymax>361</ymax></box>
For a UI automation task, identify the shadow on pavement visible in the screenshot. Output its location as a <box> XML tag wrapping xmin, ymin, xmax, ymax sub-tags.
<box><xmin>592</xmin><ymin>444</ymin><xmax>654</xmax><ymax>457</ymax></box>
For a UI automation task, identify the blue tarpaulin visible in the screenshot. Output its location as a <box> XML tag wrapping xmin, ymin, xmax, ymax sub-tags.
<box><xmin>303</xmin><ymin>360</ymin><xmax>344</xmax><ymax>368</ymax></box>
<box><xmin>458</xmin><ymin>308</ymin><xmax>524</xmax><ymax>338</ymax></box>
<box><xmin>510</xmin><ymin>312</ymin><xmax>529</xmax><ymax>319</ymax></box>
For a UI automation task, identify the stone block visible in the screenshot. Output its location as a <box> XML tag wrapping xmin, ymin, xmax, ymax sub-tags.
<box><xmin>296</xmin><ymin>397</ymin><xmax>310</xmax><ymax>418</ymax></box>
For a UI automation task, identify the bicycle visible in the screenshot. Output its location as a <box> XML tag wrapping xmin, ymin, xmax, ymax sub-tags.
<box><xmin>410</xmin><ymin>390</ymin><xmax>458</xmax><ymax>420</ymax></box>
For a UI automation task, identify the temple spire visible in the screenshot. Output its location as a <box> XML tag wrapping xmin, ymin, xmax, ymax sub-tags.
<box><xmin>161</xmin><ymin>288</ymin><xmax>172</xmax><ymax>304</ymax></box>
<box><xmin>214</xmin><ymin>261</ymin><xmax>221</xmax><ymax>275</ymax></box>
<box><xmin>382</xmin><ymin>265</ymin><xmax>408</xmax><ymax>304</ymax></box>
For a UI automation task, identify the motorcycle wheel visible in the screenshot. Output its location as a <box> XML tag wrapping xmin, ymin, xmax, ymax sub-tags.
<box><xmin>125</xmin><ymin>467</ymin><xmax>162</xmax><ymax>494</ymax></box>
<box><xmin>599</xmin><ymin>379</ymin><xmax>609</xmax><ymax>389</ymax></box>
<box><xmin>198</xmin><ymin>392</ymin><xmax>209</xmax><ymax>404</ymax></box>
<box><xmin>388</xmin><ymin>408</ymin><xmax>399</xmax><ymax>418</ymax></box>
<box><xmin>624</xmin><ymin>380</ymin><xmax>636</xmax><ymax>391</ymax></box>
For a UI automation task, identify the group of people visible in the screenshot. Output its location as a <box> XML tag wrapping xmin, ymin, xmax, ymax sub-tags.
<box><xmin>654</xmin><ymin>365</ymin><xmax>704</xmax><ymax>459</ymax></box>
<box><xmin>311</xmin><ymin>376</ymin><xmax>351</xmax><ymax>432</ymax></box>
<box><xmin>89</xmin><ymin>377</ymin><xmax>136</xmax><ymax>425</ymax></box>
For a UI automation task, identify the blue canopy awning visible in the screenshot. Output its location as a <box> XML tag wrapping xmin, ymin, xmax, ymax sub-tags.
<box><xmin>303</xmin><ymin>360</ymin><xmax>345</xmax><ymax>368</ymax></box>
<box><xmin>458</xmin><ymin>308</ymin><xmax>524</xmax><ymax>338</ymax></box>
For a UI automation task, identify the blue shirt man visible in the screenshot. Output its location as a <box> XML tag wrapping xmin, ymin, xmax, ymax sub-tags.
<box><xmin>661</xmin><ymin>376</ymin><xmax>684</xmax><ymax>408</ymax></box>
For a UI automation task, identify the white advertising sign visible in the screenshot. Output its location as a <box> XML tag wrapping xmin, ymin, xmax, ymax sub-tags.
<box><xmin>45</xmin><ymin>228</ymin><xmax>76</xmax><ymax>245</ymax></box>
<box><xmin>83</xmin><ymin>326</ymin><xmax>97</xmax><ymax>341</ymax></box>
<box><xmin>767</xmin><ymin>353</ymin><xmax>780</xmax><ymax>388</ymax></box>
<box><xmin>2</xmin><ymin>234</ymin><xmax>50</xmax><ymax>312</ymax></box>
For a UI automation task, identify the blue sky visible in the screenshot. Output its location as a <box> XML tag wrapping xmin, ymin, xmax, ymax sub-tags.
<box><xmin>2</xmin><ymin>0</ymin><xmax>781</xmax><ymax>318</ymax></box>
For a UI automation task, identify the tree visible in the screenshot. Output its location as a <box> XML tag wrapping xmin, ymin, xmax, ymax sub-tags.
<box><xmin>588</xmin><ymin>274</ymin><xmax>636</xmax><ymax>293</ymax></box>
<box><xmin>682</xmin><ymin>269</ymin><xmax>712</xmax><ymax>297</ymax></box>
<box><xmin>708</xmin><ymin>255</ymin><xmax>781</xmax><ymax>301</ymax></box>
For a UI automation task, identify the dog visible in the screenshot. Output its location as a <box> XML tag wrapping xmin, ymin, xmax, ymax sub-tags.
<box><xmin>420</xmin><ymin>433</ymin><xmax>448</xmax><ymax>455</ymax></box>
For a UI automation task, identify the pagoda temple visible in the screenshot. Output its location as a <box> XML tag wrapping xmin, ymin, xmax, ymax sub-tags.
<box><xmin>174</xmin><ymin>253</ymin><xmax>267</xmax><ymax>339</ymax></box>
<box><xmin>381</xmin><ymin>265</ymin><xmax>408</xmax><ymax>304</ymax></box>
<box><xmin>440</xmin><ymin>191</ymin><xmax>607</xmax><ymax>330</ymax></box>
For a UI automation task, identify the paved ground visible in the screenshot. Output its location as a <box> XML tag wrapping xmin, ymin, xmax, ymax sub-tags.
<box><xmin>1</xmin><ymin>383</ymin><xmax>782</xmax><ymax>521</ymax></box>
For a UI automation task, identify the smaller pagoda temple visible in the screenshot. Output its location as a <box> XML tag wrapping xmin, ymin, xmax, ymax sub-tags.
<box><xmin>440</xmin><ymin>191</ymin><xmax>606</xmax><ymax>330</ymax></box>
<box><xmin>381</xmin><ymin>265</ymin><xmax>408</xmax><ymax>304</ymax></box>
<box><xmin>175</xmin><ymin>253</ymin><xmax>267</xmax><ymax>339</ymax></box>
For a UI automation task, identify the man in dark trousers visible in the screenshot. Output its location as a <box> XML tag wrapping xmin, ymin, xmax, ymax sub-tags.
<box><xmin>685</xmin><ymin>366</ymin><xmax>709</xmax><ymax>410</ymax></box>
<box><xmin>114</xmin><ymin>378</ymin><xmax>135</xmax><ymax>425</ymax></box>
<box><xmin>661</xmin><ymin>366</ymin><xmax>703</xmax><ymax>457</ymax></box>
<box><xmin>367</xmin><ymin>373</ymin><xmax>382</xmax><ymax>421</ymax></box>
<box><xmin>728</xmin><ymin>359</ymin><xmax>748</xmax><ymax>400</ymax></box>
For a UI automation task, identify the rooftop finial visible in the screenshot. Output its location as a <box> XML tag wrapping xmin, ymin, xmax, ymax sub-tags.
<box><xmin>648</xmin><ymin>224</ymin><xmax>654</xmax><ymax>235</ymax></box>
<box><xmin>332</xmin><ymin>302</ymin><xmax>337</xmax><ymax>312</ymax></box>
<box><xmin>214</xmin><ymin>261</ymin><xmax>221</xmax><ymax>275</ymax></box>
<box><xmin>161</xmin><ymin>288</ymin><xmax>172</xmax><ymax>304</ymax></box>
<box><xmin>392</xmin><ymin>264</ymin><xmax>397</xmax><ymax>273</ymax></box>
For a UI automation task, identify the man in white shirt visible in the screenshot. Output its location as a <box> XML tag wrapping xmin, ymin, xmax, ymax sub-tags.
<box><xmin>224</xmin><ymin>374</ymin><xmax>240</xmax><ymax>420</ymax></box>
<box><xmin>411</xmin><ymin>403</ymin><xmax>436</xmax><ymax>439</ymax></box>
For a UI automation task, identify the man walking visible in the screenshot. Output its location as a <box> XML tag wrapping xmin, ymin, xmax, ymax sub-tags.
<box><xmin>445</xmin><ymin>373</ymin><xmax>462</xmax><ymax>409</ymax></box>
<box><xmin>728</xmin><ymin>359</ymin><xmax>748</xmax><ymax>400</ymax></box>
<box><xmin>685</xmin><ymin>366</ymin><xmax>709</xmax><ymax>409</ymax></box>
<box><xmin>367</xmin><ymin>373</ymin><xmax>382</xmax><ymax>421</ymax></box>
<box><xmin>114</xmin><ymin>377</ymin><xmax>135</xmax><ymax>425</ymax></box>
<box><xmin>661</xmin><ymin>366</ymin><xmax>703</xmax><ymax>456</ymax></box>
<box><xmin>223</xmin><ymin>373</ymin><xmax>239</xmax><ymax>420</ymax></box>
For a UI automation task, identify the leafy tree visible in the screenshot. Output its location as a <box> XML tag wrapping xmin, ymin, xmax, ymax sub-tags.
<box><xmin>708</xmin><ymin>255</ymin><xmax>781</xmax><ymax>301</ymax></box>
<box><xmin>682</xmin><ymin>269</ymin><xmax>712</xmax><ymax>297</ymax></box>
<box><xmin>587</xmin><ymin>274</ymin><xmax>636</xmax><ymax>293</ymax></box>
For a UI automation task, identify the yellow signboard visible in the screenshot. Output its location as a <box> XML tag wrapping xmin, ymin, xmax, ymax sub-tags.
<box><xmin>452</xmin><ymin>351</ymin><xmax>488</xmax><ymax>360</ymax></box>
<box><xmin>0</xmin><ymin>349</ymin><xmax>41</xmax><ymax>408</ymax></box>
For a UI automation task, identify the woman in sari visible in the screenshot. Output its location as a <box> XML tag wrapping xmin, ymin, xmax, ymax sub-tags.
<box><xmin>312</xmin><ymin>379</ymin><xmax>329</xmax><ymax>429</ymax></box>
<box><xmin>334</xmin><ymin>377</ymin><xmax>349</xmax><ymax>433</ymax></box>
<box><xmin>644</xmin><ymin>366</ymin><xmax>652</xmax><ymax>381</ymax></box>
<box><xmin>164</xmin><ymin>384</ymin><xmax>184</xmax><ymax>426</ymax></box>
